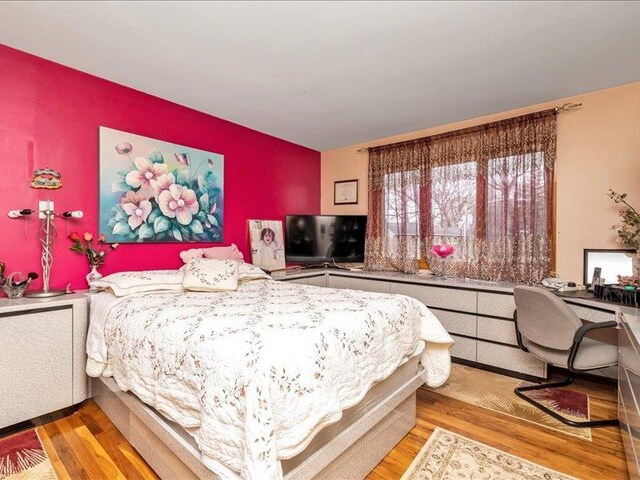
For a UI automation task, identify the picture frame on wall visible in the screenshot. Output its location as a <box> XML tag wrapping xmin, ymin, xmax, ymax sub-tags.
<box><xmin>99</xmin><ymin>126</ymin><xmax>224</xmax><ymax>243</ymax></box>
<box><xmin>248</xmin><ymin>220</ymin><xmax>286</xmax><ymax>273</ymax></box>
<box><xmin>334</xmin><ymin>179</ymin><xmax>358</xmax><ymax>205</ymax></box>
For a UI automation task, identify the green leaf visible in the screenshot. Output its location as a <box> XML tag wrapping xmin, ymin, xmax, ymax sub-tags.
<box><xmin>176</xmin><ymin>168</ymin><xmax>190</xmax><ymax>185</ymax></box>
<box><xmin>148</xmin><ymin>149</ymin><xmax>164</xmax><ymax>163</ymax></box>
<box><xmin>197</xmin><ymin>175</ymin><xmax>206</xmax><ymax>193</ymax></box>
<box><xmin>190</xmin><ymin>219</ymin><xmax>204</xmax><ymax>234</ymax></box>
<box><xmin>154</xmin><ymin>216</ymin><xmax>171</xmax><ymax>234</ymax></box>
<box><xmin>138</xmin><ymin>223</ymin><xmax>155</xmax><ymax>240</ymax></box>
<box><xmin>107</xmin><ymin>217</ymin><xmax>118</xmax><ymax>228</ymax></box>
<box><xmin>172</xmin><ymin>226</ymin><xmax>183</xmax><ymax>241</ymax></box>
<box><xmin>113</xmin><ymin>222</ymin><xmax>131</xmax><ymax>236</ymax></box>
<box><xmin>115</xmin><ymin>210</ymin><xmax>128</xmax><ymax>222</ymax></box>
<box><xmin>198</xmin><ymin>193</ymin><xmax>209</xmax><ymax>211</ymax></box>
<box><xmin>207</xmin><ymin>214</ymin><xmax>219</xmax><ymax>227</ymax></box>
<box><xmin>148</xmin><ymin>208</ymin><xmax>161</xmax><ymax>223</ymax></box>
<box><xmin>111</xmin><ymin>179</ymin><xmax>129</xmax><ymax>192</ymax></box>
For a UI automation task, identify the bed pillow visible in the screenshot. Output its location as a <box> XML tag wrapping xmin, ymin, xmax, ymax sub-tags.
<box><xmin>93</xmin><ymin>270</ymin><xmax>184</xmax><ymax>297</ymax></box>
<box><xmin>179</xmin><ymin>244</ymin><xmax>245</xmax><ymax>264</ymax></box>
<box><xmin>238</xmin><ymin>262</ymin><xmax>272</xmax><ymax>284</ymax></box>
<box><xmin>183</xmin><ymin>258</ymin><xmax>239</xmax><ymax>292</ymax></box>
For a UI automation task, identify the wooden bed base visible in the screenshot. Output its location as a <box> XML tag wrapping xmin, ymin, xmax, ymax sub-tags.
<box><xmin>91</xmin><ymin>360</ymin><xmax>424</xmax><ymax>480</ymax></box>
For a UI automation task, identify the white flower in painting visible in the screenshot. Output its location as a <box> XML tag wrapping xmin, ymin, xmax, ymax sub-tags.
<box><xmin>150</xmin><ymin>173</ymin><xmax>176</xmax><ymax>198</ymax></box>
<box><xmin>120</xmin><ymin>191</ymin><xmax>152</xmax><ymax>230</ymax></box>
<box><xmin>158</xmin><ymin>184</ymin><xmax>199</xmax><ymax>225</ymax></box>
<box><xmin>125</xmin><ymin>157</ymin><xmax>168</xmax><ymax>198</ymax></box>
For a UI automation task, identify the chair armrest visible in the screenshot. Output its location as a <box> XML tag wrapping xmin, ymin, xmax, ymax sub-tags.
<box><xmin>513</xmin><ymin>309</ymin><xmax>529</xmax><ymax>352</ymax></box>
<box><xmin>567</xmin><ymin>320</ymin><xmax>618</xmax><ymax>373</ymax></box>
<box><xmin>572</xmin><ymin>320</ymin><xmax>618</xmax><ymax>344</ymax></box>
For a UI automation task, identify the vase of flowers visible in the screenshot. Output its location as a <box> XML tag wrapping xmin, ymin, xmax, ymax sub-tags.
<box><xmin>608</xmin><ymin>189</ymin><xmax>640</xmax><ymax>276</ymax></box>
<box><xmin>69</xmin><ymin>232</ymin><xmax>119</xmax><ymax>291</ymax></box>
<box><xmin>430</xmin><ymin>244</ymin><xmax>455</xmax><ymax>278</ymax></box>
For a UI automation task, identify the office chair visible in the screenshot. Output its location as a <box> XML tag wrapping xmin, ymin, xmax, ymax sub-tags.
<box><xmin>513</xmin><ymin>286</ymin><xmax>619</xmax><ymax>428</ymax></box>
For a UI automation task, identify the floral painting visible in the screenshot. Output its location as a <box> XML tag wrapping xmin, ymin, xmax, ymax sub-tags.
<box><xmin>99</xmin><ymin>127</ymin><xmax>224</xmax><ymax>243</ymax></box>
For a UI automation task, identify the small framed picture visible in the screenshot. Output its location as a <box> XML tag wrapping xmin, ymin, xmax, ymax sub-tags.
<box><xmin>334</xmin><ymin>179</ymin><xmax>358</xmax><ymax>205</ymax></box>
<box><xmin>248</xmin><ymin>220</ymin><xmax>286</xmax><ymax>272</ymax></box>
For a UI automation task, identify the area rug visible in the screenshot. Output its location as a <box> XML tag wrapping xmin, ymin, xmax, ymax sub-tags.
<box><xmin>427</xmin><ymin>364</ymin><xmax>592</xmax><ymax>440</ymax></box>
<box><xmin>402</xmin><ymin>427</ymin><xmax>576</xmax><ymax>479</ymax></box>
<box><xmin>0</xmin><ymin>429</ymin><xmax>58</xmax><ymax>480</ymax></box>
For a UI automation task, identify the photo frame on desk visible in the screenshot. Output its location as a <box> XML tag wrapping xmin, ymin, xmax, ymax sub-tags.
<box><xmin>334</xmin><ymin>179</ymin><xmax>358</xmax><ymax>205</ymax></box>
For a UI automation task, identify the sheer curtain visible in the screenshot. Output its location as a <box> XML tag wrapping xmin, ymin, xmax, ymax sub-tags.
<box><xmin>364</xmin><ymin>142</ymin><xmax>424</xmax><ymax>273</ymax></box>
<box><xmin>364</xmin><ymin>110</ymin><xmax>556</xmax><ymax>284</ymax></box>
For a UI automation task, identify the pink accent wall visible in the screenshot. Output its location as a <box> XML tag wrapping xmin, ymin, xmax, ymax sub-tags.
<box><xmin>0</xmin><ymin>45</ymin><xmax>320</xmax><ymax>290</ymax></box>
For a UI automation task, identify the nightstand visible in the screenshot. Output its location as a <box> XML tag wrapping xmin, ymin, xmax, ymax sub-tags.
<box><xmin>0</xmin><ymin>293</ymin><xmax>89</xmax><ymax>431</ymax></box>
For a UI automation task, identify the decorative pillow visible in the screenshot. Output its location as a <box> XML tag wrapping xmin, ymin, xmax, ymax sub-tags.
<box><xmin>238</xmin><ymin>263</ymin><xmax>272</xmax><ymax>284</ymax></box>
<box><xmin>179</xmin><ymin>244</ymin><xmax>245</xmax><ymax>264</ymax></box>
<box><xmin>93</xmin><ymin>270</ymin><xmax>184</xmax><ymax>297</ymax></box>
<box><xmin>183</xmin><ymin>258</ymin><xmax>239</xmax><ymax>292</ymax></box>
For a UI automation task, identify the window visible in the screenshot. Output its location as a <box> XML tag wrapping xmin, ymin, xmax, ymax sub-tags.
<box><xmin>366</xmin><ymin>110</ymin><xmax>556</xmax><ymax>283</ymax></box>
<box><xmin>431</xmin><ymin>161</ymin><xmax>477</xmax><ymax>238</ymax></box>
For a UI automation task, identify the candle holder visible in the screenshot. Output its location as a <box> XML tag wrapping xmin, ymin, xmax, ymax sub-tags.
<box><xmin>7</xmin><ymin>201</ymin><xmax>83</xmax><ymax>297</ymax></box>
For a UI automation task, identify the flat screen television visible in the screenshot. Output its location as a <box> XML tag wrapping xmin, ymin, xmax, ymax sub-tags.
<box><xmin>285</xmin><ymin>215</ymin><xmax>367</xmax><ymax>264</ymax></box>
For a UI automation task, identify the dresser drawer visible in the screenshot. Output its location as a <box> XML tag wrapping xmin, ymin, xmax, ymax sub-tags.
<box><xmin>569</xmin><ymin>304</ymin><xmax>617</xmax><ymax>324</ymax></box>
<box><xmin>476</xmin><ymin>341</ymin><xmax>546</xmax><ymax>378</ymax></box>
<box><xmin>477</xmin><ymin>317</ymin><xmax>518</xmax><ymax>346</ymax></box>
<box><xmin>620</xmin><ymin>384</ymin><xmax>640</xmax><ymax>480</ymax></box>
<box><xmin>431</xmin><ymin>309</ymin><xmax>476</xmax><ymax>337</ymax></box>
<box><xmin>620</xmin><ymin>367</ymin><xmax>640</xmax><ymax>436</ymax></box>
<box><xmin>328</xmin><ymin>276</ymin><xmax>390</xmax><ymax>293</ymax></box>
<box><xmin>389</xmin><ymin>283</ymin><xmax>476</xmax><ymax>313</ymax></box>
<box><xmin>477</xmin><ymin>292</ymin><xmax>515</xmax><ymax>319</ymax></box>
<box><xmin>305</xmin><ymin>275</ymin><xmax>327</xmax><ymax>288</ymax></box>
<box><xmin>0</xmin><ymin>307</ymin><xmax>74</xmax><ymax>428</ymax></box>
<box><xmin>449</xmin><ymin>335</ymin><xmax>476</xmax><ymax>362</ymax></box>
<box><xmin>620</xmin><ymin>323</ymin><xmax>640</xmax><ymax>373</ymax></box>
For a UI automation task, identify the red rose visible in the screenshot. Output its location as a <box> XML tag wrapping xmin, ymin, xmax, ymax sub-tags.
<box><xmin>98</xmin><ymin>234</ymin><xmax>106</xmax><ymax>243</ymax></box>
<box><xmin>69</xmin><ymin>232</ymin><xmax>80</xmax><ymax>242</ymax></box>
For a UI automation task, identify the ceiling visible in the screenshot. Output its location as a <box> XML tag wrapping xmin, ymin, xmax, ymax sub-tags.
<box><xmin>1</xmin><ymin>1</ymin><xmax>639</xmax><ymax>151</ymax></box>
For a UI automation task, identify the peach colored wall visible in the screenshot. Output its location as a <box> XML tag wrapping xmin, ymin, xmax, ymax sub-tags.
<box><xmin>321</xmin><ymin>81</ymin><xmax>640</xmax><ymax>282</ymax></box>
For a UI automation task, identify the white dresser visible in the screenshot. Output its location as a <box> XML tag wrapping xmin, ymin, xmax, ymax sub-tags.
<box><xmin>619</xmin><ymin>310</ymin><xmax>640</xmax><ymax>479</ymax></box>
<box><xmin>0</xmin><ymin>293</ymin><xmax>89</xmax><ymax>430</ymax></box>
<box><xmin>275</xmin><ymin>269</ymin><xmax>621</xmax><ymax>381</ymax></box>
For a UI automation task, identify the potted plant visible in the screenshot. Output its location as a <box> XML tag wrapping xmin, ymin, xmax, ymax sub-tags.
<box><xmin>69</xmin><ymin>232</ymin><xmax>119</xmax><ymax>290</ymax></box>
<box><xmin>608</xmin><ymin>189</ymin><xmax>640</xmax><ymax>277</ymax></box>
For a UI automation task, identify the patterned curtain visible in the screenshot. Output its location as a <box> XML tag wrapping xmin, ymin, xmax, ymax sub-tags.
<box><xmin>364</xmin><ymin>142</ymin><xmax>425</xmax><ymax>273</ymax></box>
<box><xmin>364</xmin><ymin>110</ymin><xmax>556</xmax><ymax>284</ymax></box>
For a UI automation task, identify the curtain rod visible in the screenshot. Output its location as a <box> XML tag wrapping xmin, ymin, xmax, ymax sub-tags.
<box><xmin>355</xmin><ymin>102</ymin><xmax>582</xmax><ymax>153</ymax></box>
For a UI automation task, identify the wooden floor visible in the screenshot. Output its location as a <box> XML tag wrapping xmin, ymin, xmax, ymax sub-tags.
<box><xmin>36</xmin><ymin>374</ymin><xmax>628</xmax><ymax>480</ymax></box>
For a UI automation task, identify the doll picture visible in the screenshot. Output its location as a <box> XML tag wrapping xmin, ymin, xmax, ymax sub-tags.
<box><xmin>249</xmin><ymin>220</ymin><xmax>285</xmax><ymax>272</ymax></box>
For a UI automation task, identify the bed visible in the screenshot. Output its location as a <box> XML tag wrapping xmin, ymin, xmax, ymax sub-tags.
<box><xmin>87</xmin><ymin>272</ymin><xmax>452</xmax><ymax>479</ymax></box>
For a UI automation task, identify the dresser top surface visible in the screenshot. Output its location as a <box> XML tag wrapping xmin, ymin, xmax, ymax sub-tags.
<box><xmin>0</xmin><ymin>292</ymin><xmax>87</xmax><ymax>313</ymax></box>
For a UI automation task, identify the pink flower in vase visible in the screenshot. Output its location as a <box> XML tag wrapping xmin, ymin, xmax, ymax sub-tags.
<box><xmin>430</xmin><ymin>244</ymin><xmax>455</xmax><ymax>278</ymax></box>
<box><xmin>430</xmin><ymin>244</ymin><xmax>455</xmax><ymax>259</ymax></box>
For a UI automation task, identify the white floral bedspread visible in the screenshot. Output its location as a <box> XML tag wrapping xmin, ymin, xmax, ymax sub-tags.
<box><xmin>86</xmin><ymin>279</ymin><xmax>453</xmax><ymax>479</ymax></box>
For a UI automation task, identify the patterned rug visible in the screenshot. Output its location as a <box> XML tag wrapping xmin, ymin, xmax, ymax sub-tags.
<box><xmin>0</xmin><ymin>429</ymin><xmax>58</xmax><ymax>480</ymax></box>
<box><xmin>402</xmin><ymin>428</ymin><xmax>576</xmax><ymax>479</ymax></box>
<box><xmin>428</xmin><ymin>364</ymin><xmax>592</xmax><ymax>440</ymax></box>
